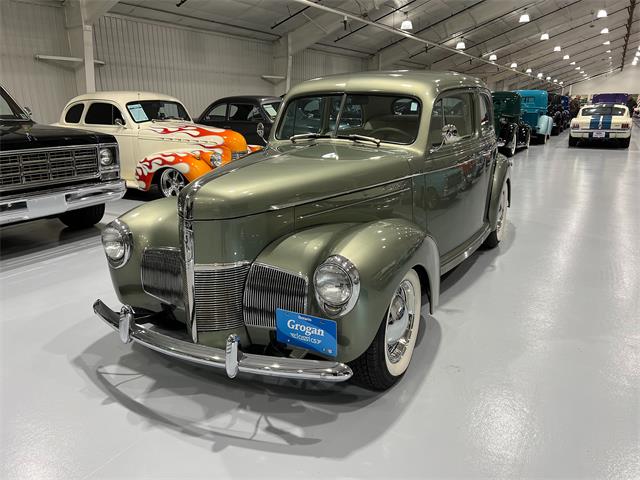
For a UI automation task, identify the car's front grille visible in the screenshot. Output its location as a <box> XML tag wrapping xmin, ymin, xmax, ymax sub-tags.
<box><xmin>0</xmin><ymin>146</ymin><xmax>99</xmax><ymax>192</ymax></box>
<box><xmin>194</xmin><ymin>263</ymin><xmax>251</xmax><ymax>332</ymax></box>
<box><xmin>231</xmin><ymin>150</ymin><xmax>248</xmax><ymax>161</ymax></box>
<box><xmin>141</xmin><ymin>248</ymin><xmax>183</xmax><ymax>305</ymax></box>
<box><xmin>243</xmin><ymin>263</ymin><xmax>308</xmax><ymax>328</ymax></box>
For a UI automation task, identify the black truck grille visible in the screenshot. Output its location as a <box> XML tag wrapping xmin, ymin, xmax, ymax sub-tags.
<box><xmin>0</xmin><ymin>147</ymin><xmax>99</xmax><ymax>192</ymax></box>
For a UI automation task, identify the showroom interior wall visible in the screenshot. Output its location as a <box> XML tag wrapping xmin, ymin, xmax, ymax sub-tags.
<box><xmin>0</xmin><ymin>0</ymin><xmax>78</xmax><ymax>124</ymax></box>
<box><xmin>569</xmin><ymin>68</ymin><xmax>640</xmax><ymax>96</ymax></box>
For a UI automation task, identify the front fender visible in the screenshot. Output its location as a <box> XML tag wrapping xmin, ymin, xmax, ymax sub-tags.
<box><xmin>252</xmin><ymin>219</ymin><xmax>440</xmax><ymax>363</ymax></box>
<box><xmin>489</xmin><ymin>153</ymin><xmax>511</xmax><ymax>229</ymax></box>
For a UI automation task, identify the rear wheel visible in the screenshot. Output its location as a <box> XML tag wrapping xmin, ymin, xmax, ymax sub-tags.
<box><xmin>568</xmin><ymin>135</ymin><xmax>578</xmax><ymax>147</ymax></box>
<box><xmin>483</xmin><ymin>181</ymin><xmax>508</xmax><ymax>249</ymax></box>
<box><xmin>59</xmin><ymin>204</ymin><xmax>105</xmax><ymax>229</ymax></box>
<box><xmin>524</xmin><ymin>131</ymin><xmax>531</xmax><ymax>149</ymax></box>
<box><xmin>158</xmin><ymin>168</ymin><xmax>187</xmax><ymax>197</ymax></box>
<box><xmin>620</xmin><ymin>137</ymin><xmax>630</xmax><ymax>148</ymax></box>
<box><xmin>350</xmin><ymin>269</ymin><xmax>422</xmax><ymax>390</ymax></box>
<box><xmin>539</xmin><ymin>133</ymin><xmax>547</xmax><ymax>145</ymax></box>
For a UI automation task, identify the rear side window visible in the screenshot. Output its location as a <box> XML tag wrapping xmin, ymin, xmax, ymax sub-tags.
<box><xmin>85</xmin><ymin>102</ymin><xmax>124</xmax><ymax>125</ymax></box>
<box><xmin>64</xmin><ymin>104</ymin><xmax>84</xmax><ymax>123</ymax></box>
<box><xmin>229</xmin><ymin>103</ymin><xmax>261</xmax><ymax>121</ymax></box>
<box><xmin>478</xmin><ymin>94</ymin><xmax>492</xmax><ymax>133</ymax></box>
<box><xmin>203</xmin><ymin>103</ymin><xmax>226</xmax><ymax>121</ymax></box>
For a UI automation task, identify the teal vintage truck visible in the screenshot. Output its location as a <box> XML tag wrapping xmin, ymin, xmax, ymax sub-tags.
<box><xmin>94</xmin><ymin>71</ymin><xmax>512</xmax><ymax>390</ymax></box>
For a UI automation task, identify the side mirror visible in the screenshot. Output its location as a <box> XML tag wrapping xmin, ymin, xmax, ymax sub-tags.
<box><xmin>114</xmin><ymin>118</ymin><xmax>125</xmax><ymax>128</ymax></box>
<box><xmin>442</xmin><ymin>124</ymin><xmax>460</xmax><ymax>145</ymax></box>
<box><xmin>256</xmin><ymin>122</ymin><xmax>266</xmax><ymax>142</ymax></box>
<box><xmin>23</xmin><ymin>106</ymin><xmax>32</xmax><ymax>117</ymax></box>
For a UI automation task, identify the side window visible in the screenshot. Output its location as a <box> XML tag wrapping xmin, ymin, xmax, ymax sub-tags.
<box><xmin>228</xmin><ymin>103</ymin><xmax>256</xmax><ymax>121</ymax></box>
<box><xmin>479</xmin><ymin>94</ymin><xmax>493</xmax><ymax>133</ymax></box>
<box><xmin>428</xmin><ymin>93</ymin><xmax>474</xmax><ymax>146</ymax></box>
<box><xmin>85</xmin><ymin>102</ymin><xmax>124</xmax><ymax>125</ymax></box>
<box><xmin>204</xmin><ymin>103</ymin><xmax>226</xmax><ymax>122</ymax></box>
<box><xmin>64</xmin><ymin>104</ymin><xmax>84</xmax><ymax>123</ymax></box>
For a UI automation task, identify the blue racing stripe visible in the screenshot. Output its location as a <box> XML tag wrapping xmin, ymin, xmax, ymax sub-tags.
<box><xmin>589</xmin><ymin>116</ymin><xmax>600</xmax><ymax>129</ymax></box>
<box><xmin>602</xmin><ymin>115</ymin><xmax>612</xmax><ymax>129</ymax></box>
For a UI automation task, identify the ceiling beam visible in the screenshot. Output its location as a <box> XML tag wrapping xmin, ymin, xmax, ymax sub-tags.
<box><xmin>620</xmin><ymin>0</ymin><xmax>637</xmax><ymax>70</ymax></box>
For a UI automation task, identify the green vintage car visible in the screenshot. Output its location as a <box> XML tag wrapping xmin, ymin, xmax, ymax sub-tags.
<box><xmin>94</xmin><ymin>71</ymin><xmax>511</xmax><ymax>390</ymax></box>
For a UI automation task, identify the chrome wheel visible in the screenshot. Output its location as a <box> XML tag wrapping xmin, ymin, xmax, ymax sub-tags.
<box><xmin>495</xmin><ymin>184</ymin><xmax>508</xmax><ymax>242</ymax></box>
<box><xmin>525</xmin><ymin>131</ymin><xmax>530</xmax><ymax>149</ymax></box>
<box><xmin>385</xmin><ymin>272</ymin><xmax>420</xmax><ymax>375</ymax></box>
<box><xmin>509</xmin><ymin>131</ymin><xmax>517</xmax><ymax>156</ymax></box>
<box><xmin>159</xmin><ymin>169</ymin><xmax>186</xmax><ymax>197</ymax></box>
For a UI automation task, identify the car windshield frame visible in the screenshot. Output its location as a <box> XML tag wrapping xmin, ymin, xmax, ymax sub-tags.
<box><xmin>0</xmin><ymin>87</ymin><xmax>31</xmax><ymax>121</ymax></box>
<box><xmin>581</xmin><ymin>106</ymin><xmax>626</xmax><ymax>116</ymax></box>
<box><xmin>275</xmin><ymin>92</ymin><xmax>422</xmax><ymax>145</ymax></box>
<box><xmin>261</xmin><ymin>101</ymin><xmax>281</xmax><ymax>120</ymax></box>
<box><xmin>125</xmin><ymin>100</ymin><xmax>191</xmax><ymax>123</ymax></box>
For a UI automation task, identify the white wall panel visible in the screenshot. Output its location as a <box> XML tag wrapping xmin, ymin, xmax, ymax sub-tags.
<box><xmin>570</xmin><ymin>69</ymin><xmax>640</xmax><ymax>96</ymax></box>
<box><xmin>0</xmin><ymin>0</ymin><xmax>77</xmax><ymax>124</ymax></box>
<box><xmin>291</xmin><ymin>48</ymin><xmax>368</xmax><ymax>87</ymax></box>
<box><xmin>93</xmin><ymin>15</ymin><xmax>275</xmax><ymax>118</ymax></box>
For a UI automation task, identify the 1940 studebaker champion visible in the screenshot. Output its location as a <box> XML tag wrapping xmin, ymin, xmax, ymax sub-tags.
<box><xmin>94</xmin><ymin>71</ymin><xmax>512</xmax><ymax>390</ymax></box>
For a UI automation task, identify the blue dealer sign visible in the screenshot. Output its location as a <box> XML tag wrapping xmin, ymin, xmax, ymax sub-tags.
<box><xmin>275</xmin><ymin>309</ymin><xmax>338</xmax><ymax>358</ymax></box>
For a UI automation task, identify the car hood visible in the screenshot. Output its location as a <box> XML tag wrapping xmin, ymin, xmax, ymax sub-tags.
<box><xmin>0</xmin><ymin>122</ymin><xmax>113</xmax><ymax>150</ymax></box>
<box><xmin>181</xmin><ymin>141</ymin><xmax>413</xmax><ymax>220</ymax></box>
<box><xmin>139</xmin><ymin>121</ymin><xmax>248</xmax><ymax>152</ymax></box>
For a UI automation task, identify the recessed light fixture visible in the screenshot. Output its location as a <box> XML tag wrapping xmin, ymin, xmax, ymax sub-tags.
<box><xmin>600</xmin><ymin>27</ymin><xmax>609</xmax><ymax>34</ymax></box>
<box><xmin>526</xmin><ymin>68</ymin><xmax>532</xmax><ymax>73</ymax></box>
<box><xmin>570</xmin><ymin>61</ymin><xmax>576</xmax><ymax>65</ymax></box>
<box><xmin>489</xmin><ymin>53</ymin><xmax>497</xmax><ymax>61</ymax></box>
<box><xmin>519</xmin><ymin>12</ymin><xmax>530</xmax><ymax>23</ymax></box>
<box><xmin>456</xmin><ymin>40</ymin><xmax>466</xmax><ymax>50</ymax></box>
<box><xmin>563</xmin><ymin>54</ymin><xmax>570</xmax><ymax>60</ymax></box>
<box><xmin>510</xmin><ymin>62</ymin><xmax>518</xmax><ymax>68</ymax></box>
<box><xmin>540</xmin><ymin>33</ymin><xmax>549</xmax><ymax>40</ymax></box>
<box><xmin>554</xmin><ymin>46</ymin><xmax>561</xmax><ymax>51</ymax></box>
<box><xmin>597</xmin><ymin>9</ymin><xmax>607</xmax><ymax>18</ymax></box>
<box><xmin>603</xmin><ymin>41</ymin><xmax>610</xmax><ymax>45</ymax></box>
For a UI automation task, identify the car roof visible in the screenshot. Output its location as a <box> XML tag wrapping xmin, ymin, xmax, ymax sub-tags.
<box><xmin>286</xmin><ymin>70</ymin><xmax>487</xmax><ymax>101</ymax></box>
<box><xmin>67</xmin><ymin>91</ymin><xmax>182</xmax><ymax>105</ymax></box>
<box><xmin>582</xmin><ymin>103</ymin><xmax>628</xmax><ymax>108</ymax></box>
<box><xmin>210</xmin><ymin>96</ymin><xmax>281</xmax><ymax>104</ymax></box>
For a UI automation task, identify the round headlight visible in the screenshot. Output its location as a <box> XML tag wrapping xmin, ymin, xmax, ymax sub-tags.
<box><xmin>99</xmin><ymin>148</ymin><xmax>113</xmax><ymax>166</ymax></box>
<box><xmin>314</xmin><ymin>255</ymin><xmax>360</xmax><ymax>317</ymax></box>
<box><xmin>210</xmin><ymin>151</ymin><xmax>223</xmax><ymax>167</ymax></box>
<box><xmin>101</xmin><ymin>220</ymin><xmax>131</xmax><ymax>268</ymax></box>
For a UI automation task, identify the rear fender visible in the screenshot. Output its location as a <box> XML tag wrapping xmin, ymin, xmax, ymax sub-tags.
<box><xmin>252</xmin><ymin>219</ymin><xmax>440</xmax><ymax>363</ymax></box>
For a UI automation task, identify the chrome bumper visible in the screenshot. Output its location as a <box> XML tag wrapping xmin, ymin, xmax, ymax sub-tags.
<box><xmin>0</xmin><ymin>180</ymin><xmax>125</xmax><ymax>225</ymax></box>
<box><xmin>93</xmin><ymin>299</ymin><xmax>353</xmax><ymax>382</ymax></box>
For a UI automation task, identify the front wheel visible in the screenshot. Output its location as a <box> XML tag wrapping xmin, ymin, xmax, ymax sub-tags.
<box><xmin>523</xmin><ymin>131</ymin><xmax>531</xmax><ymax>149</ymax></box>
<box><xmin>505</xmin><ymin>131</ymin><xmax>517</xmax><ymax>157</ymax></box>
<box><xmin>158</xmin><ymin>168</ymin><xmax>187</xmax><ymax>197</ymax></box>
<box><xmin>59</xmin><ymin>204</ymin><xmax>105</xmax><ymax>229</ymax></box>
<box><xmin>349</xmin><ymin>269</ymin><xmax>422</xmax><ymax>390</ymax></box>
<box><xmin>483</xmin><ymin>181</ymin><xmax>508</xmax><ymax>249</ymax></box>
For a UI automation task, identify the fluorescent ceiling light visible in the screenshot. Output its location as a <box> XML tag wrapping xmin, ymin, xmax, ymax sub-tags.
<box><xmin>540</xmin><ymin>33</ymin><xmax>549</xmax><ymax>40</ymax></box>
<box><xmin>597</xmin><ymin>9</ymin><xmax>607</xmax><ymax>18</ymax></box>
<box><xmin>603</xmin><ymin>41</ymin><xmax>610</xmax><ymax>45</ymax></box>
<box><xmin>489</xmin><ymin>53</ymin><xmax>497</xmax><ymax>61</ymax></box>
<box><xmin>570</xmin><ymin>61</ymin><xmax>576</xmax><ymax>65</ymax></box>
<box><xmin>554</xmin><ymin>46</ymin><xmax>561</xmax><ymax>51</ymax></box>
<box><xmin>456</xmin><ymin>40</ymin><xmax>466</xmax><ymax>50</ymax></box>
<box><xmin>510</xmin><ymin>62</ymin><xmax>517</xmax><ymax>68</ymax></box>
<box><xmin>526</xmin><ymin>68</ymin><xmax>532</xmax><ymax>73</ymax></box>
<box><xmin>519</xmin><ymin>13</ymin><xmax>530</xmax><ymax>23</ymax></box>
<box><xmin>563</xmin><ymin>54</ymin><xmax>570</xmax><ymax>60</ymax></box>
<box><xmin>400</xmin><ymin>19</ymin><xmax>413</xmax><ymax>30</ymax></box>
<box><xmin>600</xmin><ymin>27</ymin><xmax>609</xmax><ymax>34</ymax></box>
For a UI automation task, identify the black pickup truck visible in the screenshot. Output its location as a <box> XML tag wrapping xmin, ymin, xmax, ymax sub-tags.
<box><xmin>0</xmin><ymin>85</ymin><xmax>125</xmax><ymax>228</ymax></box>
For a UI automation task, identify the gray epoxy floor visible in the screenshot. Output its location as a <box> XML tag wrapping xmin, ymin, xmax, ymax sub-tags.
<box><xmin>1</xmin><ymin>130</ymin><xmax>639</xmax><ymax>479</ymax></box>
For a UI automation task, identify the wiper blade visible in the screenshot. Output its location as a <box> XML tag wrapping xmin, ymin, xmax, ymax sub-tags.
<box><xmin>336</xmin><ymin>134</ymin><xmax>381</xmax><ymax>147</ymax></box>
<box><xmin>289</xmin><ymin>133</ymin><xmax>331</xmax><ymax>143</ymax></box>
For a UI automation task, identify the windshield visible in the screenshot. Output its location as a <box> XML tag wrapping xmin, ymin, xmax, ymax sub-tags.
<box><xmin>581</xmin><ymin>106</ymin><xmax>626</xmax><ymax>116</ymax></box>
<box><xmin>276</xmin><ymin>93</ymin><xmax>421</xmax><ymax>145</ymax></box>
<box><xmin>126</xmin><ymin>100</ymin><xmax>191</xmax><ymax>123</ymax></box>
<box><xmin>0</xmin><ymin>87</ymin><xmax>30</xmax><ymax>121</ymax></box>
<box><xmin>262</xmin><ymin>101</ymin><xmax>281</xmax><ymax>120</ymax></box>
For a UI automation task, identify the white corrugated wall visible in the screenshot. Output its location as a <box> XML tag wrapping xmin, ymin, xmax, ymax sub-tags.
<box><xmin>291</xmin><ymin>49</ymin><xmax>368</xmax><ymax>87</ymax></box>
<box><xmin>93</xmin><ymin>15</ymin><xmax>276</xmax><ymax>119</ymax></box>
<box><xmin>0</xmin><ymin>0</ymin><xmax>77</xmax><ymax>124</ymax></box>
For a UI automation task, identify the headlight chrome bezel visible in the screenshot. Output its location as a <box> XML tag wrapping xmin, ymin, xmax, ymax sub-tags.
<box><xmin>99</xmin><ymin>147</ymin><xmax>114</xmax><ymax>166</ymax></box>
<box><xmin>101</xmin><ymin>219</ymin><xmax>132</xmax><ymax>269</ymax></box>
<box><xmin>210</xmin><ymin>151</ymin><xmax>223</xmax><ymax>167</ymax></box>
<box><xmin>313</xmin><ymin>255</ymin><xmax>360</xmax><ymax>318</ymax></box>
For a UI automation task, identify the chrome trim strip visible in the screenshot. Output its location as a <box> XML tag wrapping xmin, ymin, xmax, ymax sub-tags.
<box><xmin>93</xmin><ymin>299</ymin><xmax>352</xmax><ymax>382</ymax></box>
<box><xmin>194</xmin><ymin>261</ymin><xmax>251</xmax><ymax>271</ymax></box>
<box><xmin>440</xmin><ymin>225</ymin><xmax>490</xmax><ymax>275</ymax></box>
